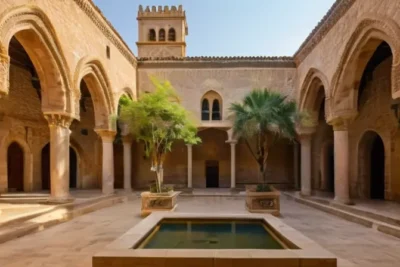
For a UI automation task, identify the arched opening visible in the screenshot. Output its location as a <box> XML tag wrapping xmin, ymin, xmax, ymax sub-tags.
<box><xmin>41</xmin><ymin>143</ymin><xmax>50</xmax><ymax>190</ymax></box>
<box><xmin>212</xmin><ymin>100</ymin><xmax>221</xmax><ymax>121</ymax></box>
<box><xmin>7</xmin><ymin>142</ymin><xmax>24</xmax><ymax>192</ymax></box>
<box><xmin>168</xmin><ymin>28</ymin><xmax>176</xmax><ymax>41</ymax></box>
<box><xmin>159</xmin><ymin>29</ymin><xmax>166</xmax><ymax>41</ymax></box>
<box><xmin>201</xmin><ymin>99</ymin><xmax>210</xmax><ymax>121</ymax></box>
<box><xmin>148</xmin><ymin>29</ymin><xmax>156</xmax><ymax>41</ymax></box>
<box><xmin>69</xmin><ymin>147</ymin><xmax>77</xmax><ymax>189</ymax></box>
<box><xmin>359</xmin><ymin>131</ymin><xmax>385</xmax><ymax>200</ymax></box>
<box><xmin>193</xmin><ymin>128</ymin><xmax>229</xmax><ymax>188</ymax></box>
<box><xmin>201</xmin><ymin>91</ymin><xmax>223</xmax><ymax>121</ymax></box>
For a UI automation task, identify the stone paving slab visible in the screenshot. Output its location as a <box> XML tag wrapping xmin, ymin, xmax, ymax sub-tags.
<box><xmin>0</xmin><ymin>196</ymin><xmax>399</xmax><ymax>266</ymax></box>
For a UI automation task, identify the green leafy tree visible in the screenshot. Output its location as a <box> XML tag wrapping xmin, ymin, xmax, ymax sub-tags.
<box><xmin>120</xmin><ymin>78</ymin><xmax>201</xmax><ymax>193</ymax></box>
<box><xmin>229</xmin><ymin>89</ymin><xmax>298</xmax><ymax>187</ymax></box>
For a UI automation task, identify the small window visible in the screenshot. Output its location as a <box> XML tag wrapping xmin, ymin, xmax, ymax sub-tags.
<box><xmin>212</xmin><ymin>100</ymin><xmax>221</xmax><ymax>120</ymax></box>
<box><xmin>148</xmin><ymin>29</ymin><xmax>156</xmax><ymax>41</ymax></box>
<box><xmin>159</xmin><ymin>29</ymin><xmax>166</xmax><ymax>41</ymax></box>
<box><xmin>168</xmin><ymin>28</ymin><xmax>176</xmax><ymax>41</ymax></box>
<box><xmin>201</xmin><ymin>99</ymin><xmax>210</xmax><ymax>121</ymax></box>
<box><xmin>106</xmin><ymin>46</ymin><xmax>110</xmax><ymax>59</ymax></box>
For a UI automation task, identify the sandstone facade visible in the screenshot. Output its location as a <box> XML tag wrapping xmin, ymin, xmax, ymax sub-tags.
<box><xmin>0</xmin><ymin>0</ymin><xmax>399</xmax><ymax>203</ymax></box>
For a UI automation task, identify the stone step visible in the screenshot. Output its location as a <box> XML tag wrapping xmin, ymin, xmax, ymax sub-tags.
<box><xmin>283</xmin><ymin>192</ymin><xmax>400</xmax><ymax>240</ymax></box>
<box><xmin>0</xmin><ymin>194</ymin><xmax>127</xmax><ymax>244</ymax></box>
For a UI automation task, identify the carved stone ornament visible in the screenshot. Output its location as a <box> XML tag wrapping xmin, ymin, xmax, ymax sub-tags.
<box><xmin>44</xmin><ymin>114</ymin><xmax>73</xmax><ymax>128</ymax></box>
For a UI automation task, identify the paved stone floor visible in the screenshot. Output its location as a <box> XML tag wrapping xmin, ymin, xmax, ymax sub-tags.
<box><xmin>0</xmin><ymin>196</ymin><xmax>399</xmax><ymax>267</ymax></box>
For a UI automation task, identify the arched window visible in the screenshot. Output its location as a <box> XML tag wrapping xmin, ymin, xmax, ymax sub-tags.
<box><xmin>168</xmin><ymin>28</ymin><xmax>176</xmax><ymax>41</ymax></box>
<box><xmin>212</xmin><ymin>100</ymin><xmax>221</xmax><ymax>120</ymax></box>
<box><xmin>201</xmin><ymin>99</ymin><xmax>210</xmax><ymax>121</ymax></box>
<box><xmin>148</xmin><ymin>29</ymin><xmax>156</xmax><ymax>41</ymax></box>
<box><xmin>159</xmin><ymin>29</ymin><xmax>166</xmax><ymax>41</ymax></box>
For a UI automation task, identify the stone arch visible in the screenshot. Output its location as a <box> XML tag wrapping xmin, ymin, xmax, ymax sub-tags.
<box><xmin>0</xmin><ymin>5</ymin><xmax>75</xmax><ymax>116</ymax></box>
<box><xmin>201</xmin><ymin>90</ymin><xmax>223</xmax><ymax>121</ymax></box>
<box><xmin>330</xmin><ymin>15</ymin><xmax>400</xmax><ymax>117</ymax></box>
<box><xmin>114</xmin><ymin>87</ymin><xmax>134</xmax><ymax>114</ymax></box>
<box><xmin>299</xmin><ymin>68</ymin><xmax>330</xmax><ymax>124</ymax></box>
<box><xmin>357</xmin><ymin>130</ymin><xmax>386</xmax><ymax>199</ymax></box>
<box><xmin>0</xmin><ymin>136</ymin><xmax>33</xmax><ymax>192</ymax></box>
<box><xmin>74</xmin><ymin>57</ymin><xmax>115</xmax><ymax>129</ymax></box>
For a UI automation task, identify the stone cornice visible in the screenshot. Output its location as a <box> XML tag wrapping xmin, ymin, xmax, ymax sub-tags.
<box><xmin>73</xmin><ymin>0</ymin><xmax>137</xmax><ymax>67</ymax></box>
<box><xmin>293</xmin><ymin>0</ymin><xmax>356</xmax><ymax>65</ymax></box>
<box><xmin>137</xmin><ymin>56</ymin><xmax>295</xmax><ymax>69</ymax></box>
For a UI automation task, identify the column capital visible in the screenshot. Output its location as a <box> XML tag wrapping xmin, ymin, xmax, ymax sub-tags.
<box><xmin>44</xmin><ymin>114</ymin><xmax>73</xmax><ymax>128</ymax></box>
<box><xmin>226</xmin><ymin>139</ymin><xmax>238</xmax><ymax>145</ymax></box>
<box><xmin>95</xmin><ymin>129</ymin><xmax>116</xmax><ymax>142</ymax></box>
<box><xmin>122</xmin><ymin>134</ymin><xmax>134</xmax><ymax>144</ymax></box>
<box><xmin>186</xmin><ymin>143</ymin><xmax>193</xmax><ymax>148</ymax></box>
<box><xmin>328</xmin><ymin>116</ymin><xmax>354</xmax><ymax>131</ymax></box>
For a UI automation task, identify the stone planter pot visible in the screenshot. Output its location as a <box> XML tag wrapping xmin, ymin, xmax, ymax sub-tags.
<box><xmin>140</xmin><ymin>191</ymin><xmax>180</xmax><ymax>217</ymax></box>
<box><xmin>245</xmin><ymin>185</ymin><xmax>280</xmax><ymax>216</ymax></box>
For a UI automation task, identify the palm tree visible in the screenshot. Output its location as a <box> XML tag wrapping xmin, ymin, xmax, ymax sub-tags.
<box><xmin>229</xmin><ymin>89</ymin><xmax>297</xmax><ymax>188</ymax></box>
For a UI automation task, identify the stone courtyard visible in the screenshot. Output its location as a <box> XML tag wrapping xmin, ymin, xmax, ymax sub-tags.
<box><xmin>0</xmin><ymin>196</ymin><xmax>398</xmax><ymax>267</ymax></box>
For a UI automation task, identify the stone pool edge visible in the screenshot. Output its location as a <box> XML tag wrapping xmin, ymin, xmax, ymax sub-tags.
<box><xmin>93</xmin><ymin>212</ymin><xmax>337</xmax><ymax>267</ymax></box>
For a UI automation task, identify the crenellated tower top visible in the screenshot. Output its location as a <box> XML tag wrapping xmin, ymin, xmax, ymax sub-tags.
<box><xmin>138</xmin><ymin>5</ymin><xmax>186</xmax><ymax>18</ymax></box>
<box><xmin>136</xmin><ymin>5</ymin><xmax>188</xmax><ymax>58</ymax></box>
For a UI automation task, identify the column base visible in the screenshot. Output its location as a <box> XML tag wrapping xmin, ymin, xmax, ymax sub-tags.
<box><xmin>332</xmin><ymin>196</ymin><xmax>354</xmax><ymax>205</ymax></box>
<box><xmin>182</xmin><ymin>187</ymin><xmax>193</xmax><ymax>193</ymax></box>
<box><xmin>102</xmin><ymin>189</ymin><xmax>115</xmax><ymax>196</ymax></box>
<box><xmin>124</xmin><ymin>188</ymin><xmax>133</xmax><ymax>193</ymax></box>
<box><xmin>300</xmin><ymin>188</ymin><xmax>311</xmax><ymax>196</ymax></box>
<box><xmin>47</xmin><ymin>196</ymin><xmax>75</xmax><ymax>204</ymax></box>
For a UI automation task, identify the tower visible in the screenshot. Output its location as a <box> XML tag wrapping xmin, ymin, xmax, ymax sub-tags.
<box><xmin>136</xmin><ymin>5</ymin><xmax>188</xmax><ymax>58</ymax></box>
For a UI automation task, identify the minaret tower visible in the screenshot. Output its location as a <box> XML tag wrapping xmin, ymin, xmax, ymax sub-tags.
<box><xmin>136</xmin><ymin>5</ymin><xmax>188</xmax><ymax>58</ymax></box>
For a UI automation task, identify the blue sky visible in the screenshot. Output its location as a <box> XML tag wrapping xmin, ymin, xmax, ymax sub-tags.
<box><xmin>94</xmin><ymin>0</ymin><xmax>335</xmax><ymax>57</ymax></box>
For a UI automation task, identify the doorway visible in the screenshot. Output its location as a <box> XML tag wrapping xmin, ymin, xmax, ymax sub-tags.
<box><xmin>327</xmin><ymin>143</ymin><xmax>334</xmax><ymax>192</ymax></box>
<box><xmin>7</xmin><ymin>142</ymin><xmax>24</xmax><ymax>192</ymax></box>
<box><xmin>370</xmin><ymin>136</ymin><xmax>385</xmax><ymax>199</ymax></box>
<box><xmin>70</xmin><ymin>147</ymin><xmax>77</xmax><ymax>188</ymax></box>
<box><xmin>205</xmin><ymin>160</ymin><xmax>219</xmax><ymax>188</ymax></box>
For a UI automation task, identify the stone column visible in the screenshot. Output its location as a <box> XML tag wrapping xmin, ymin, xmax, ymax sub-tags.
<box><xmin>96</xmin><ymin>130</ymin><xmax>116</xmax><ymax>195</ymax></box>
<box><xmin>332</xmin><ymin>121</ymin><xmax>352</xmax><ymax>204</ymax></box>
<box><xmin>293</xmin><ymin>141</ymin><xmax>300</xmax><ymax>190</ymax></box>
<box><xmin>229</xmin><ymin>141</ymin><xmax>237</xmax><ymax>189</ymax></box>
<box><xmin>122</xmin><ymin>135</ymin><xmax>133</xmax><ymax>192</ymax></box>
<box><xmin>300</xmin><ymin>134</ymin><xmax>312</xmax><ymax>196</ymax></box>
<box><xmin>0</xmin><ymin>51</ymin><xmax>10</xmax><ymax>95</ymax></box>
<box><xmin>45</xmin><ymin>114</ymin><xmax>73</xmax><ymax>202</ymax></box>
<box><xmin>186</xmin><ymin>144</ymin><xmax>193</xmax><ymax>188</ymax></box>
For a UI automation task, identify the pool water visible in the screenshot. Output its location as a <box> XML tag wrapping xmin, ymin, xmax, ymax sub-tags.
<box><xmin>139</xmin><ymin>219</ymin><xmax>285</xmax><ymax>249</ymax></box>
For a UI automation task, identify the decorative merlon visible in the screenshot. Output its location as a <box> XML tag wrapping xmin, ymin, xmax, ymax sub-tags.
<box><xmin>138</xmin><ymin>5</ymin><xmax>185</xmax><ymax>18</ymax></box>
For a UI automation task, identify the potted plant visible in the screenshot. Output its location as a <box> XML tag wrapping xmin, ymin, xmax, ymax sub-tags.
<box><xmin>120</xmin><ymin>77</ymin><xmax>200</xmax><ymax>217</ymax></box>
<box><xmin>229</xmin><ymin>89</ymin><xmax>297</xmax><ymax>216</ymax></box>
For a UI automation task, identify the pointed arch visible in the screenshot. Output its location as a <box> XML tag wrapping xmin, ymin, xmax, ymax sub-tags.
<box><xmin>148</xmin><ymin>29</ymin><xmax>156</xmax><ymax>41</ymax></box>
<box><xmin>298</xmin><ymin>68</ymin><xmax>330</xmax><ymax>123</ymax></box>
<box><xmin>0</xmin><ymin>5</ymin><xmax>75</xmax><ymax>117</ymax></box>
<box><xmin>159</xmin><ymin>29</ymin><xmax>166</xmax><ymax>41</ymax></box>
<box><xmin>168</xmin><ymin>28</ymin><xmax>176</xmax><ymax>41</ymax></box>
<box><xmin>201</xmin><ymin>90</ymin><xmax>223</xmax><ymax>121</ymax></box>
<box><xmin>74</xmin><ymin>56</ymin><xmax>115</xmax><ymax>129</ymax></box>
<box><xmin>330</xmin><ymin>15</ymin><xmax>400</xmax><ymax>116</ymax></box>
<box><xmin>0</xmin><ymin>136</ymin><xmax>33</xmax><ymax>192</ymax></box>
<box><xmin>114</xmin><ymin>87</ymin><xmax>135</xmax><ymax>114</ymax></box>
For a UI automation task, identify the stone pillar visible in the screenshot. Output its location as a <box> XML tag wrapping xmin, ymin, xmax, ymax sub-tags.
<box><xmin>45</xmin><ymin>114</ymin><xmax>73</xmax><ymax>202</ymax></box>
<box><xmin>293</xmin><ymin>141</ymin><xmax>300</xmax><ymax>190</ymax></box>
<box><xmin>187</xmin><ymin>144</ymin><xmax>193</xmax><ymax>188</ymax></box>
<box><xmin>300</xmin><ymin>134</ymin><xmax>312</xmax><ymax>196</ymax></box>
<box><xmin>96</xmin><ymin>130</ymin><xmax>116</xmax><ymax>195</ymax></box>
<box><xmin>229</xmin><ymin>141</ymin><xmax>237</xmax><ymax>189</ymax></box>
<box><xmin>332</xmin><ymin>122</ymin><xmax>352</xmax><ymax>204</ymax></box>
<box><xmin>122</xmin><ymin>135</ymin><xmax>133</xmax><ymax>192</ymax></box>
<box><xmin>0</xmin><ymin>51</ymin><xmax>10</xmax><ymax>95</ymax></box>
